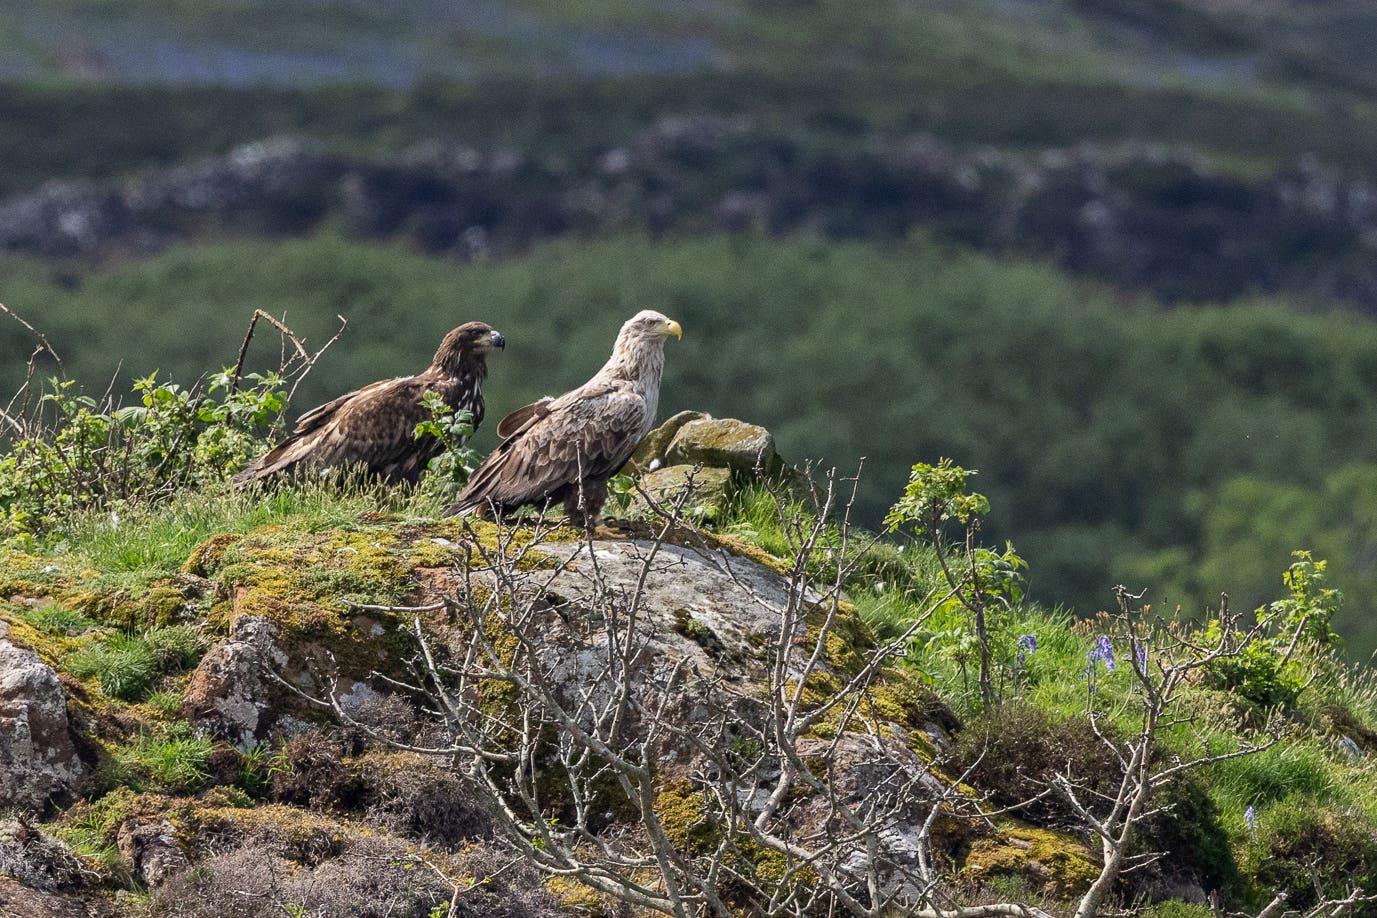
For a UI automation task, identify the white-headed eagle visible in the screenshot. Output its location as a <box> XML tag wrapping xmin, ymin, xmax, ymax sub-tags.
<box><xmin>445</xmin><ymin>310</ymin><xmax>681</xmax><ymax>527</ymax></box>
<box><xmin>234</xmin><ymin>322</ymin><xmax>504</xmax><ymax>486</ymax></box>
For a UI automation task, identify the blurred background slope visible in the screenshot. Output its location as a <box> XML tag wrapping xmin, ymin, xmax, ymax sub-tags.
<box><xmin>6</xmin><ymin>0</ymin><xmax>1377</xmax><ymax>654</ymax></box>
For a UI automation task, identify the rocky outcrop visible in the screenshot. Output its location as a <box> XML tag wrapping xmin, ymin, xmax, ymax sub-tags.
<box><xmin>6</xmin><ymin>128</ymin><xmax>1377</xmax><ymax>312</ymax></box>
<box><xmin>636</xmin><ymin>464</ymin><xmax>733</xmax><ymax>520</ymax></box>
<box><xmin>116</xmin><ymin>819</ymin><xmax>190</xmax><ymax>888</ymax></box>
<box><xmin>0</xmin><ymin>627</ymin><xmax>87</xmax><ymax>812</ymax></box>
<box><xmin>182</xmin><ymin>613</ymin><xmax>287</xmax><ymax>750</ymax></box>
<box><xmin>628</xmin><ymin>413</ymin><xmax>789</xmax><ymax>519</ymax></box>
<box><xmin>628</xmin><ymin>409</ymin><xmax>705</xmax><ymax>473</ymax></box>
<box><xmin>630</xmin><ymin>412</ymin><xmax>793</xmax><ymax>520</ymax></box>
<box><xmin>663</xmin><ymin>416</ymin><xmax>779</xmax><ymax>475</ymax></box>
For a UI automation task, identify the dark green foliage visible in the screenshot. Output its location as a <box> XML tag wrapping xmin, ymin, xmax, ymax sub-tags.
<box><xmin>1241</xmin><ymin>798</ymin><xmax>1377</xmax><ymax>909</ymax></box>
<box><xmin>1136</xmin><ymin>775</ymin><xmax>1239</xmax><ymax>898</ymax></box>
<box><xmin>952</xmin><ymin>703</ymin><xmax>1123</xmax><ymax>829</ymax></box>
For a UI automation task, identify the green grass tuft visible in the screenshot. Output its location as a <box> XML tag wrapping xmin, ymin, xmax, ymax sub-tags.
<box><xmin>67</xmin><ymin>632</ymin><xmax>158</xmax><ymax>701</ymax></box>
<box><xmin>21</xmin><ymin>603</ymin><xmax>97</xmax><ymax>635</ymax></box>
<box><xmin>117</xmin><ymin>725</ymin><xmax>214</xmax><ymax>795</ymax></box>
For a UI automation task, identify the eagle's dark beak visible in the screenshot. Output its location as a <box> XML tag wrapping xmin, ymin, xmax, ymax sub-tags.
<box><xmin>490</xmin><ymin>331</ymin><xmax>505</xmax><ymax>349</ymax></box>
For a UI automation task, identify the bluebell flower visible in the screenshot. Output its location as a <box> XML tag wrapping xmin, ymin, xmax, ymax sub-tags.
<box><xmin>1018</xmin><ymin>634</ymin><xmax>1038</xmax><ymax>655</ymax></box>
<box><xmin>1245</xmin><ymin>805</ymin><xmax>1257</xmax><ymax>836</ymax></box>
<box><xmin>1087</xmin><ymin>635</ymin><xmax>1115</xmax><ymax>673</ymax></box>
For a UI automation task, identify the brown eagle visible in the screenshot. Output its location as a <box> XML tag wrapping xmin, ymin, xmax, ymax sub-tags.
<box><xmin>234</xmin><ymin>322</ymin><xmax>504</xmax><ymax>486</ymax></box>
<box><xmin>445</xmin><ymin>310</ymin><xmax>681</xmax><ymax>526</ymax></box>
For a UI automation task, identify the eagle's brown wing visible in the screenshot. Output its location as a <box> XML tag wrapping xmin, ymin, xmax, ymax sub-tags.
<box><xmin>495</xmin><ymin>397</ymin><xmax>552</xmax><ymax>439</ymax></box>
<box><xmin>235</xmin><ymin>376</ymin><xmax>440</xmax><ymax>484</ymax></box>
<box><xmin>447</xmin><ymin>381</ymin><xmax>646</xmax><ymax>515</ymax></box>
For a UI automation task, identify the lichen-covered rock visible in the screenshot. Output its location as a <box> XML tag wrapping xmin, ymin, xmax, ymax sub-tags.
<box><xmin>0</xmin><ymin>817</ymin><xmax>88</xmax><ymax>892</ymax></box>
<box><xmin>517</xmin><ymin>534</ymin><xmax>818</xmax><ymax>672</ymax></box>
<box><xmin>0</xmin><ymin>634</ymin><xmax>86</xmax><ymax>811</ymax></box>
<box><xmin>628</xmin><ymin>410</ymin><xmax>707</xmax><ymax>472</ymax></box>
<box><xmin>116</xmin><ymin>819</ymin><xmax>190</xmax><ymax>888</ymax></box>
<box><xmin>664</xmin><ymin>416</ymin><xmax>780</xmax><ymax>476</ymax></box>
<box><xmin>634</xmin><ymin>464</ymin><xmax>732</xmax><ymax>520</ymax></box>
<box><xmin>182</xmin><ymin>614</ymin><xmax>287</xmax><ymax>750</ymax></box>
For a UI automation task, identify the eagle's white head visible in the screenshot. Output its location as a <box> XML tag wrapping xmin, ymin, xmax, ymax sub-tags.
<box><xmin>603</xmin><ymin>309</ymin><xmax>682</xmax><ymax>406</ymax></box>
<box><xmin>620</xmin><ymin>309</ymin><xmax>683</xmax><ymax>343</ymax></box>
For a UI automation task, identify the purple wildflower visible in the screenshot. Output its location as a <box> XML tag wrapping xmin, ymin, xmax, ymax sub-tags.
<box><xmin>1245</xmin><ymin>805</ymin><xmax>1257</xmax><ymax>836</ymax></box>
<box><xmin>1018</xmin><ymin>634</ymin><xmax>1038</xmax><ymax>655</ymax></box>
<box><xmin>1087</xmin><ymin>635</ymin><xmax>1115</xmax><ymax>673</ymax></box>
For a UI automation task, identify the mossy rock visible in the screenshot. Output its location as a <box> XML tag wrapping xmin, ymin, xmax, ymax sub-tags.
<box><xmin>635</xmin><ymin>464</ymin><xmax>733</xmax><ymax>521</ymax></box>
<box><xmin>181</xmin><ymin>533</ymin><xmax>243</xmax><ymax>577</ymax></box>
<box><xmin>664</xmin><ymin>417</ymin><xmax>782</xmax><ymax>476</ymax></box>
<box><xmin>546</xmin><ymin>875</ymin><xmax>615</xmax><ymax>915</ymax></box>
<box><xmin>655</xmin><ymin>778</ymin><xmax>720</xmax><ymax>852</ymax></box>
<box><xmin>963</xmin><ymin>823</ymin><xmax>1098</xmax><ymax>898</ymax></box>
<box><xmin>628</xmin><ymin>409</ymin><xmax>707</xmax><ymax>473</ymax></box>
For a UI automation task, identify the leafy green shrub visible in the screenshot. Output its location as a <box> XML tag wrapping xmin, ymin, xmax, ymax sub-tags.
<box><xmin>412</xmin><ymin>391</ymin><xmax>481</xmax><ymax>505</ymax></box>
<box><xmin>887</xmin><ymin>459</ymin><xmax>1026</xmax><ymax>711</ymax></box>
<box><xmin>1201</xmin><ymin>635</ymin><xmax>1304</xmax><ymax>710</ymax></box>
<box><xmin>1204</xmin><ymin>553</ymin><xmax>1341</xmax><ymax>710</ymax></box>
<box><xmin>0</xmin><ymin>370</ymin><xmax>285</xmax><ymax>542</ymax></box>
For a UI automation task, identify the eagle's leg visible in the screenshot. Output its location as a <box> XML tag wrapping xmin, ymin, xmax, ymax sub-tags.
<box><xmin>564</xmin><ymin>479</ymin><xmax>609</xmax><ymax>530</ymax></box>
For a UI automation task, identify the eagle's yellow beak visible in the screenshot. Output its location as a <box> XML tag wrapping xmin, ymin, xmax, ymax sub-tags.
<box><xmin>666</xmin><ymin>319</ymin><xmax>683</xmax><ymax>340</ymax></box>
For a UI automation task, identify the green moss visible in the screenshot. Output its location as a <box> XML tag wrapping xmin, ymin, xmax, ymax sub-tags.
<box><xmin>654</xmin><ymin>779</ymin><xmax>720</xmax><ymax>852</ymax></box>
<box><xmin>702</xmin><ymin>532</ymin><xmax>790</xmax><ymax>576</ymax></box>
<box><xmin>963</xmin><ymin>822</ymin><xmax>1097</xmax><ymax>898</ymax></box>
<box><xmin>0</xmin><ymin>607</ymin><xmax>79</xmax><ymax>665</ymax></box>
<box><xmin>180</xmin><ymin>532</ymin><xmax>243</xmax><ymax>576</ymax></box>
<box><xmin>732</xmin><ymin>835</ymin><xmax>818</xmax><ymax>889</ymax></box>
<box><xmin>546</xmin><ymin>876</ymin><xmax>610</xmax><ymax>914</ymax></box>
<box><xmin>138</xmin><ymin>585</ymin><xmax>193</xmax><ymax>625</ymax></box>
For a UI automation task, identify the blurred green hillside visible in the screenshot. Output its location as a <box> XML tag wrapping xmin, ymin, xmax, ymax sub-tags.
<box><xmin>6</xmin><ymin>1</ymin><xmax>1377</xmax><ymax>656</ymax></box>
<box><xmin>13</xmin><ymin>0</ymin><xmax>1377</xmax><ymax>195</ymax></box>
<box><xmin>6</xmin><ymin>232</ymin><xmax>1377</xmax><ymax>658</ymax></box>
